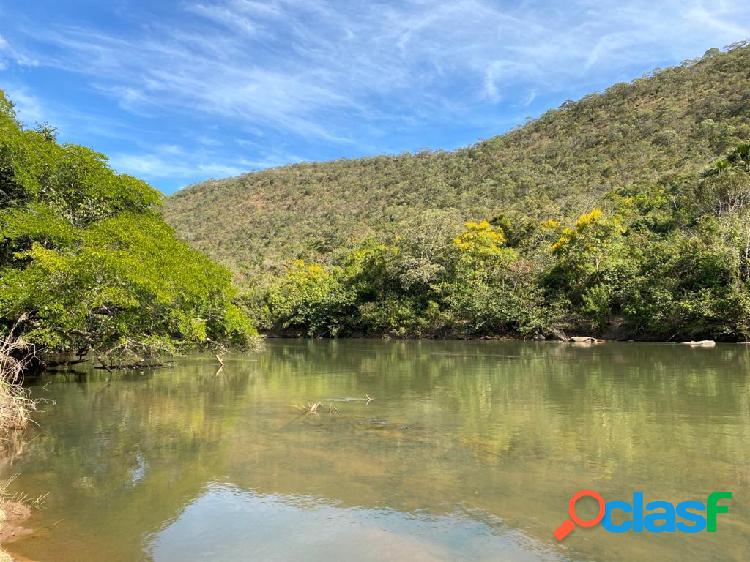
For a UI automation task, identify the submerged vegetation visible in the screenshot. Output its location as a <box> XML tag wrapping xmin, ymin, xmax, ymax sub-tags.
<box><xmin>0</xmin><ymin>90</ymin><xmax>257</xmax><ymax>369</ymax></box>
<box><xmin>166</xmin><ymin>44</ymin><xmax>750</xmax><ymax>341</ymax></box>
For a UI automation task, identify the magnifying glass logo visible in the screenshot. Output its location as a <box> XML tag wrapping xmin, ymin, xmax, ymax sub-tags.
<box><xmin>554</xmin><ymin>489</ymin><xmax>606</xmax><ymax>541</ymax></box>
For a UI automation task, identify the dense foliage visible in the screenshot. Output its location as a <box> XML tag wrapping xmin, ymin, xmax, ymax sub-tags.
<box><xmin>166</xmin><ymin>44</ymin><xmax>750</xmax><ymax>277</ymax></box>
<box><xmin>0</xmin><ymin>91</ymin><xmax>256</xmax><ymax>361</ymax></box>
<box><xmin>249</xmin><ymin>146</ymin><xmax>750</xmax><ymax>340</ymax></box>
<box><xmin>166</xmin><ymin>44</ymin><xmax>750</xmax><ymax>341</ymax></box>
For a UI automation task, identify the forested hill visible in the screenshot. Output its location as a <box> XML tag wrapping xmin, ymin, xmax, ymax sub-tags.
<box><xmin>165</xmin><ymin>44</ymin><xmax>750</xmax><ymax>281</ymax></box>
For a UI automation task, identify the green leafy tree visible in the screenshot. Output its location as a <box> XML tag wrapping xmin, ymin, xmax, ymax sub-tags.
<box><xmin>0</xmin><ymin>90</ymin><xmax>256</xmax><ymax>361</ymax></box>
<box><xmin>546</xmin><ymin>209</ymin><xmax>634</xmax><ymax>332</ymax></box>
<box><xmin>266</xmin><ymin>260</ymin><xmax>353</xmax><ymax>336</ymax></box>
<box><xmin>445</xmin><ymin>221</ymin><xmax>546</xmax><ymax>336</ymax></box>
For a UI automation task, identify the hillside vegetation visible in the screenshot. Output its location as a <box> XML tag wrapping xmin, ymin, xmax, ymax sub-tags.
<box><xmin>166</xmin><ymin>45</ymin><xmax>750</xmax><ymax>274</ymax></box>
<box><xmin>166</xmin><ymin>43</ymin><xmax>750</xmax><ymax>340</ymax></box>
<box><xmin>0</xmin><ymin>91</ymin><xmax>256</xmax><ymax>366</ymax></box>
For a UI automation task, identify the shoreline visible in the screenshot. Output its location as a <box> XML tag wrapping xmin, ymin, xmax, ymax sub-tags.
<box><xmin>0</xmin><ymin>500</ymin><xmax>33</xmax><ymax>562</ymax></box>
<box><xmin>261</xmin><ymin>332</ymin><xmax>750</xmax><ymax>344</ymax></box>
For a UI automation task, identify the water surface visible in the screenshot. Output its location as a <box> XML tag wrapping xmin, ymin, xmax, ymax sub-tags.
<box><xmin>4</xmin><ymin>340</ymin><xmax>750</xmax><ymax>561</ymax></box>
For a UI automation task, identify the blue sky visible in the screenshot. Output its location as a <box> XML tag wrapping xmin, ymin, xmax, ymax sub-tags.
<box><xmin>1</xmin><ymin>1</ymin><xmax>749</xmax><ymax>194</ymax></box>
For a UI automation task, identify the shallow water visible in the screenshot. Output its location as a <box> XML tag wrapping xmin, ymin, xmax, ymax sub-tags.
<box><xmin>4</xmin><ymin>340</ymin><xmax>750</xmax><ymax>561</ymax></box>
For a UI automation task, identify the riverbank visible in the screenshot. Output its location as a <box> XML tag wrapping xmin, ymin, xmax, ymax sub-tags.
<box><xmin>0</xmin><ymin>328</ymin><xmax>37</xmax><ymax>562</ymax></box>
<box><xmin>262</xmin><ymin>330</ymin><xmax>750</xmax><ymax>343</ymax></box>
<box><xmin>0</xmin><ymin>500</ymin><xmax>32</xmax><ymax>550</ymax></box>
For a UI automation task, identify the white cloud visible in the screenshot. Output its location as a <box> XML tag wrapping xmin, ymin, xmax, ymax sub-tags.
<box><xmin>236</xmin><ymin>151</ymin><xmax>304</xmax><ymax>171</ymax></box>
<box><xmin>186</xmin><ymin>3</ymin><xmax>258</xmax><ymax>35</ymax></box>
<box><xmin>0</xmin><ymin>33</ymin><xmax>38</xmax><ymax>67</ymax></box>
<box><xmin>0</xmin><ymin>34</ymin><xmax>11</xmax><ymax>69</ymax></box>
<box><xmin>19</xmin><ymin>0</ymin><xmax>748</xmax><ymax>135</ymax></box>
<box><xmin>3</xmin><ymin>86</ymin><xmax>44</xmax><ymax>124</ymax></box>
<box><xmin>685</xmin><ymin>3</ymin><xmax>750</xmax><ymax>36</ymax></box>
<box><xmin>108</xmin><ymin>140</ymin><xmax>305</xmax><ymax>185</ymax></box>
<box><xmin>31</xmin><ymin>21</ymin><xmax>360</xmax><ymax>141</ymax></box>
<box><xmin>3</xmin><ymin>0</ymin><xmax>750</xmax><ymax>185</ymax></box>
<box><xmin>110</xmin><ymin>152</ymin><xmax>246</xmax><ymax>180</ymax></box>
<box><xmin>520</xmin><ymin>89</ymin><xmax>538</xmax><ymax>108</ymax></box>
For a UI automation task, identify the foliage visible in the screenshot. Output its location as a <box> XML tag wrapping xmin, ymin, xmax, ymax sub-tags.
<box><xmin>263</xmin><ymin>221</ymin><xmax>549</xmax><ymax>338</ymax></box>
<box><xmin>266</xmin><ymin>260</ymin><xmax>353</xmax><ymax>336</ymax></box>
<box><xmin>453</xmin><ymin>220</ymin><xmax>510</xmax><ymax>262</ymax></box>
<box><xmin>0</xmin><ymin>91</ymin><xmax>256</xmax><ymax>358</ymax></box>
<box><xmin>164</xmin><ymin>44</ymin><xmax>750</xmax><ymax>341</ymax></box>
<box><xmin>165</xmin><ymin>43</ymin><xmax>750</xmax><ymax>283</ymax></box>
<box><xmin>256</xmin><ymin>141</ymin><xmax>750</xmax><ymax>340</ymax></box>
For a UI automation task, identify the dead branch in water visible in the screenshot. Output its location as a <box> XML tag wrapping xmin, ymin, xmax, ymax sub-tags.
<box><xmin>94</xmin><ymin>338</ymin><xmax>174</xmax><ymax>370</ymax></box>
<box><xmin>0</xmin><ymin>315</ymin><xmax>39</xmax><ymax>443</ymax></box>
<box><xmin>292</xmin><ymin>401</ymin><xmax>340</xmax><ymax>415</ymax></box>
<box><xmin>293</xmin><ymin>402</ymin><xmax>322</xmax><ymax>415</ymax></box>
<box><xmin>0</xmin><ymin>315</ymin><xmax>33</xmax><ymax>384</ymax></box>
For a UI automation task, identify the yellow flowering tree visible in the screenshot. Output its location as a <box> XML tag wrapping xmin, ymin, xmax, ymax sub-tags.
<box><xmin>446</xmin><ymin>220</ymin><xmax>545</xmax><ymax>335</ymax></box>
<box><xmin>547</xmin><ymin>208</ymin><xmax>631</xmax><ymax>330</ymax></box>
<box><xmin>550</xmin><ymin>209</ymin><xmax>627</xmax><ymax>274</ymax></box>
<box><xmin>453</xmin><ymin>220</ymin><xmax>517</xmax><ymax>267</ymax></box>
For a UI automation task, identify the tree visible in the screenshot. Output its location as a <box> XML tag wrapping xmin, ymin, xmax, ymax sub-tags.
<box><xmin>0</xmin><ymin>90</ymin><xmax>256</xmax><ymax>362</ymax></box>
<box><xmin>266</xmin><ymin>260</ymin><xmax>352</xmax><ymax>336</ymax></box>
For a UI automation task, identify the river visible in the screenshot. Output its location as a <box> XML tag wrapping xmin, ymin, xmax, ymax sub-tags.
<box><xmin>4</xmin><ymin>340</ymin><xmax>749</xmax><ymax>561</ymax></box>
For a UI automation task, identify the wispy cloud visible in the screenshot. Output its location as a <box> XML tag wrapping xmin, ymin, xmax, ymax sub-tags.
<box><xmin>17</xmin><ymin>1</ymin><xmax>750</xmax><ymax>124</ymax></box>
<box><xmin>2</xmin><ymin>85</ymin><xmax>44</xmax><ymax>124</ymax></box>
<box><xmin>109</xmin><ymin>151</ymin><xmax>246</xmax><ymax>181</ymax></box>
<box><xmin>0</xmin><ymin>34</ymin><xmax>8</xmax><ymax>70</ymax></box>
<box><xmin>186</xmin><ymin>2</ymin><xmax>259</xmax><ymax>35</ymax></box>
<box><xmin>28</xmin><ymin>22</ymin><xmax>360</xmax><ymax>141</ymax></box>
<box><xmin>0</xmin><ymin>33</ymin><xmax>38</xmax><ymax>69</ymax></box>
<box><xmin>0</xmin><ymin>0</ymin><xmax>748</xmax><ymax>192</ymax></box>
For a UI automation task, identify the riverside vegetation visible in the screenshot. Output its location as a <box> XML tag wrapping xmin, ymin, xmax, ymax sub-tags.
<box><xmin>0</xmin><ymin>88</ymin><xmax>259</xmax><ymax>551</ymax></box>
<box><xmin>165</xmin><ymin>43</ymin><xmax>750</xmax><ymax>341</ymax></box>
<box><xmin>0</xmin><ymin>88</ymin><xmax>257</xmax><ymax>442</ymax></box>
<box><xmin>0</xmin><ymin>90</ymin><xmax>257</xmax><ymax>368</ymax></box>
<box><xmin>2</xmin><ymin>43</ymin><xmax>750</xmax><ymax>378</ymax></box>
